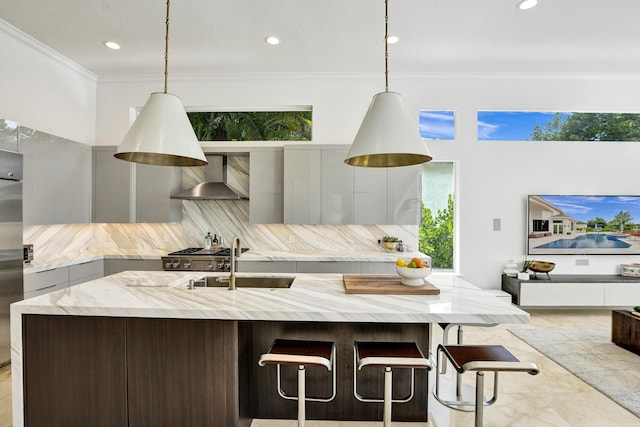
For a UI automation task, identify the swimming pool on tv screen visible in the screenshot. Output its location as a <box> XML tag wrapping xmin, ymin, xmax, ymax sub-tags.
<box><xmin>534</xmin><ymin>233</ymin><xmax>631</xmax><ymax>249</ymax></box>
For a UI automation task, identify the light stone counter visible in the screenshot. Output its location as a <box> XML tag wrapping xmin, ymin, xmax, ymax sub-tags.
<box><xmin>11</xmin><ymin>271</ymin><xmax>528</xmax><ymax>426</ymax></box>
<box><xmin>24</xmin><ymin>249</ymin><xmax>425</xmax><ymax>273</ymax></box>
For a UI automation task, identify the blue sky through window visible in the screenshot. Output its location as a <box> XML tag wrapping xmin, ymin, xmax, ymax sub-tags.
<box><xmin>419</xmin><ymin>110</ymin><xmax>454</xmax><ymax>140</ymax></box>
<box><xmin>478</xmin><ymin>111</ymin><xmax>570</xmax><ymax>141</ymax></box>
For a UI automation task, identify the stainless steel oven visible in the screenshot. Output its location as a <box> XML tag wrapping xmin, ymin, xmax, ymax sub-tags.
<box><xmin>161</xmin><ymin>247</ymin><xmax>248</xmax><ymax>272</ymax></box>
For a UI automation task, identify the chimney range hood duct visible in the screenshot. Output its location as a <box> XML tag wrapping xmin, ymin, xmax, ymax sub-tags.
<box><xmin>171</xmin><ymin>155</ymin><xmax>247</xmax><ymax>200</ymax></box>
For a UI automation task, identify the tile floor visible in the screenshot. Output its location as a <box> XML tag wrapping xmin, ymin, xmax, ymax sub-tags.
<box><xmin>1</xmin><ymin>309</ymin><xmax>638</xmax><ymax>427</ymax></box>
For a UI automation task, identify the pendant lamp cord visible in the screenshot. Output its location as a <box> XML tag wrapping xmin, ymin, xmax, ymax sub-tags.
<box><xmin>164</xmin><ymin>0</ymin><xmax>170</xmax><ymax>94</ymax></box>
<box><xmin>384</xmin><ymin>0</ymin><xmax>389</xmax><ymax>92</ymax></box>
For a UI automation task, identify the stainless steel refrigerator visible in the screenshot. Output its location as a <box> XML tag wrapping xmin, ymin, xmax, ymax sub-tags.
<box><xmin>0</xmin><ymin>149</ymin><xmax>22</xmax><ymax>366</ymax></box>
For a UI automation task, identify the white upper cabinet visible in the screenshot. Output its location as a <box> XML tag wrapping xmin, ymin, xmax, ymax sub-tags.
<box><xmin>283</xmin><ymin>144</ymin><xmax>421</xmax><ymax>225</ymax></box>
<box><xmin>250</xmin><ymin>149</ymin><xmax>284</xmax><ymax>224</ymax></box>
<box><xmin>20</xmin><ymin>127</ymin><xmax>92</xmax><ymax>225</ymax></box>
<box><xmin>321</xmin><ymin>147</ymin><xmax>354</xmax><ymax>224</ymax></box>
<box><xmin>283</xmin><ymin>146</ymin><xmax>322</xmax><ymax>224</ymax></box>
<box><xmin>92</xmin><ymin>146</ymin><xmax>181</xmax><ymax>223</ymax></box>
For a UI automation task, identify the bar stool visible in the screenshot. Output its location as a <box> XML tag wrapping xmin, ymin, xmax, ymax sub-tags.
<box><xmin>435</xmin><ymin>322</ymin><xmax>497</xmax><ymax>408</ymax></box>
<box><xmin>353</xmin><ymin>341</ymin><xmax>432</xmax><ymax>427</ymax></box>
<box><xmin>434</xmin><ymin>344</ymin><xmax>540</xmax><ymax>427</ymax></box>
<box><xmin>258</xmin><ymin>339</ymin><xmax>336</xmax><ymax>427</ymax></box>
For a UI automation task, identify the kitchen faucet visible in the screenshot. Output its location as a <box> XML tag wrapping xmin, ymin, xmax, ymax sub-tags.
<box><xmin>218</xmin><ymin>236</ymin><xmax>241</xmax><ymax>290</ymax></box>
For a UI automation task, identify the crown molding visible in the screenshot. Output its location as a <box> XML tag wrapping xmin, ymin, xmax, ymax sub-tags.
<box><xmin>98</xmin><ymin>69</ymin><xmax>640</xmax><ymax>85</ymax></box>
<box><xmin>0</xmin><ymin>18</ymin><xmax>96</xmax><ymax>83</ymax></box>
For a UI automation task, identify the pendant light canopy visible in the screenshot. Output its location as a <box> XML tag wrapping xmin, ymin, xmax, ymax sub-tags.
<box><xmin>114</xmin><ymin>0</ymin><xmax>207</xmax><ymax>167</ymax></box>
<box><xmin>345</xmin><ymin>0</ymin><xmax>431</xmax><ymax>168</ymax></box>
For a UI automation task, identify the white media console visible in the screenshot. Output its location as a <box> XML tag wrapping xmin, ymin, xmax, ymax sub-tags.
<box><xmin>501</xmin><ymin>274</ymin><xmax>640</xmax><ymax>308</ymax></box>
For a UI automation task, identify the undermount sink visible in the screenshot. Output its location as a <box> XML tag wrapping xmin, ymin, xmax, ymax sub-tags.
<box><xmin>194</xmin><ymin>276</ymin><xmax>294</xmax><ymax>288</ymax></box>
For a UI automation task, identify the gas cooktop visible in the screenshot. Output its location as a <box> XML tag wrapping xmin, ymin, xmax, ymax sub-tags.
<box><xmin>167</xmin><ymin>247</ymin><xmax>249</xmax><ymax>257</ymax></box>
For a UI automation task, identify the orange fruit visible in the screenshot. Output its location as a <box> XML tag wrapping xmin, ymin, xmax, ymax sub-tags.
<box><xmin>411</xmin><ymin>257</ymin><xmax>425</xmax><ymax>268</ymax></box>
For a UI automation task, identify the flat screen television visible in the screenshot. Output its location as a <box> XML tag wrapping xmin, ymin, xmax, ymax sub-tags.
<box><xmin>527</xmin><ymin>195</ymin><xmax>640</xmax><ymax>255</ymax></box>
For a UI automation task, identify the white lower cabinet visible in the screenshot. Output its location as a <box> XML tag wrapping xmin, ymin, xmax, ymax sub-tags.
<box><xmin>604</xmin><ymin>282</ymin><xmax>640</xmax><ymax>305</ymax></box>
<box><xmin>25</xmin><ymin>260</ymin><xmax>106</xmax><ymax>299</ymax></box>
<box><xmin>24</xmin><ymin>267</ymin><xmax>69</xmax><ymax>299</ymax></box>
<box><xmin>238</xmin><ymin>260</ymin><xmax>396</xmax><ymax>274</ymax></box>
<box><xmin>520</xmin><ymin>282</ymin><xmax>605</xmax><ymax>306</ymax></box>
<box><xmin>104</xmin><ymin>259</ymin><xmax>162</xmax><ymax>276</ymax></box>
<box><xmin>69</xmin><ymin>260</ymin><xmax>104</xmax><ymax>286</ymax></box>
<box><xmin>361</xmin><ymin>262</ymin><xmax>397</xmax><ymax>274</ymax></box>
<box><xmin>295</xmin><ymin>261</ymin><xmax>361</xmax><ymax>274</ymax></box>
<box><xmin>237</xmin><ymin>261</ymin><xmax>296</xmax><ymax>273</ymax></box>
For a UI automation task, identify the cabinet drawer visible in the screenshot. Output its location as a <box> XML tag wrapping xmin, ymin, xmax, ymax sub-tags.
<box><xmin>604</xmin><ymin>283</ymin><xmax>640</xmax><ymax>305</ymax></box>
<box><xmin>296</xmin><ymin>261</ymin><xmax>361</xmax><ymax>274</ymax></box>
<box><xmin>104</xmin><ymin>259</ymin><xmax>162</xmax><ymax>276</ymax></box>
<box><xmin>69</xmin><ymin>260</ymin><xmax>104</xmax><ymax>284</ymax></box>
<box><xmin>24</xmin><ymin>267</ymin><xmax>69</xmax><ymax>293</ymax></box>
<box><xmin>238</xmin><ymin>261</ymin><xmax>296</xmax><ymax>273</ymax></box>
<box><xmin>361</xmin><ymin>262</ymin><xmax>397</xmax><ymax>274</ymax></box>
<box><xmin>24</xmin><ymin>281</ymin><xmax>68</xmax><ymax>299</ymax></box>
<box><xmin>520</xmin><ymin>282</ymin><xmax>604</xmax><ymax>306</ymax></box>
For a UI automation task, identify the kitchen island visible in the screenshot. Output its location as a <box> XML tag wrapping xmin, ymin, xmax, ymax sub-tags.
<box><xmin>11</xmin><ymin>271</ymin><xmax>529</xmax><ymax>427</ymax></box>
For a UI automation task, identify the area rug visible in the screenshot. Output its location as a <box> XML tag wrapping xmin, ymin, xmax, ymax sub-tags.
<box><xmin>510</xmin><ymin>329</ymin><xmax>640</xmax><ymax>418</ymax></box>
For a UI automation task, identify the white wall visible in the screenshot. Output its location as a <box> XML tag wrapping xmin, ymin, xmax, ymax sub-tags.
<box><xmin>0</xmin><ymin>20</ymin><xmax>96</xmax><ymax>144</ymax></box>
<box><xmin>97</xmin><ymin>72</ymin><xmax>640</xmax><ymax>288</ymax></box>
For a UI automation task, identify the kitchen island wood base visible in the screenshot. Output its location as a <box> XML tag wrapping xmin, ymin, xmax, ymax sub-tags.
<box><xmin>22</xmin><ymin>314</ymin><xmax>429</xmax><ymax>427</ymax></box>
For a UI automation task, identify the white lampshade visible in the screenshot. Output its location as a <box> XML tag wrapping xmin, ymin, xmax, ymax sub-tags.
<box><xmin>115</xmin><ymin>92</ymin><xmax>207</xmax><ymax>167</ymax></box>
<box><xmin>345</xmin><ymin>91</ymin><xmax>432</xmax><ymax>167</ymax></box>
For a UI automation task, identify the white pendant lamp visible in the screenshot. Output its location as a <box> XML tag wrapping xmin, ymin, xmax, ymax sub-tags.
<box><xmin>115</xmin><ymin>0</ymin><xmax>207</xmax><ymax>167</ymax></box>
<box><xmin>345</xmin><ymin>0</ymin><xmax>432</xmax><ymax>168</ymax></box>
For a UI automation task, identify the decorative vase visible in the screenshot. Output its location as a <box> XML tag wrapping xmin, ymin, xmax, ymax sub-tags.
<box><xmin>517</xmin><ymin>272</ymin><xmax>530</xmax><ymax>280</ymax></box>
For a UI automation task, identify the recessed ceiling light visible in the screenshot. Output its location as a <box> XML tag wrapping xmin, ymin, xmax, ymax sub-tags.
<box><xmin>387</xmin><ymin>35</ymin><xmax>399</xmax><ymax>44</ymax></box>
<box><xmin>103</xmin><ymin>41</ymin><xmax>121</xmax><ymax>50</ymax></box>
<box><xmin>516</xmin><ymin>0</ymin><xmax>538</xmax><ymax>10</ymax></box>
<box><xmin>264</xmin><ymin>36</ymin><xmax>280</xmax><ymax>46</ymax></box>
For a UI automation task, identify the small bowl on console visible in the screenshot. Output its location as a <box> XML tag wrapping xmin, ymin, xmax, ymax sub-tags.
<box><xmin>396</xmin><ymin>265</ymin><xmax>431</xmax><ymax>286</ymax></box>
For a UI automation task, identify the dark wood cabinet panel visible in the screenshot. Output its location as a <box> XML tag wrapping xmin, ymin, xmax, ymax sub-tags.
<box><xmin>126</xmin><ymin>318</ymin><xmax>242</xmax><ymax>427</ymax></box>
<box><xmin>21</xmin><ymin>315</ymin><xmax>429</xmax><ymax>426</ymax></box>
<box><xmin>22</xmin><ymin>315</ymin><xmax>127</xmax><ymax>427</ymax></box>
<box><xmin>245</xmin><ymin>321</ymin><xmax>430</xmax><ymax>422</ymax></box>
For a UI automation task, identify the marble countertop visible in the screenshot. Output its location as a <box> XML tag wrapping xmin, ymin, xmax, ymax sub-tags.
<box><xmin>12</xmin><ymin>271</ymin><xmax>527</xmax><ymax>324</ymax></box>
<box><xmin>10</xmin><ymin>271</ymin><xmax>527</xmax><ymax>427</ymax></box>
<box><xmin>24</xmin><ymin>249</ymin><xmax>426</xmax><ymax>273</ymax></box>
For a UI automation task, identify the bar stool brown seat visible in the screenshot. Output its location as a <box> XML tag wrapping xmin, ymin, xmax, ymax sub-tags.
<box><xmin>434</xmin><ymin>344</ymin><xmax>540</xmax><ymax>427</ymax></box>
<box><xmin>354</xmin><ymin>341</ymin><xmax>432</xmax><ymax>427</ymax></box>
<box><xmin>434</xmin><ymin>322</ymin><xmax>497</xmax><ymax>408</ymax></box>
<box><xmin>258</xmin><ymin>339</ymin><xmax>336</xmax><ymax>427</ymax></box>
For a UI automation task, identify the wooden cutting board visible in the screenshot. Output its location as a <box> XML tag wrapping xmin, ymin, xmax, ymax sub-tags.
<box><xmin>343</xmin><ymin>274</ymin><xmax>440</xmax><ymax>295</ymax></box>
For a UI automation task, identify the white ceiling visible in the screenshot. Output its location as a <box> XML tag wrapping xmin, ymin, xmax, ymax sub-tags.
<box><xmin>2</xmin><ymin>0</ymin><xmax>640</xmax><ymax>78</ymax></box>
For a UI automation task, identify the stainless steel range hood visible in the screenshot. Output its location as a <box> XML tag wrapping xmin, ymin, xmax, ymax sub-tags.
<box><xmin>171</xmin><ymin>155</ymin><xmax>247</xmax><ymax>200</ymax></box>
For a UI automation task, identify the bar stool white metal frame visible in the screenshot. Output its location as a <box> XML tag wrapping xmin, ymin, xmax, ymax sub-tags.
<box><xmin>258</xmin><ymin>339</ymin><xmax>336</xmax><ymax>427</ymax></box>
<box><xmin>353</xmin><ymin>341</ymin><xmax>432</xmax><ymax>427</ymax></box>
<box><xmin>434</xmin><ymin>344</ymin><xmax>539</xmax><ymax>427</ymax></box>
<box><xmin>434</xmin><ymin>322</ymin><xmax>497</xmax><ymax>410</ymax></box>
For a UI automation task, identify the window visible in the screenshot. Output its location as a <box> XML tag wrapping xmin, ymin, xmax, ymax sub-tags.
<box><xmin>478</xmin><ymin>111</ymin><xmax>640</xmax><ymax>141</ymax></box>
<box><xmin>419</xmin><ymin>110</ymin><xmax>455</xmax><ymax>140</ymax></box>
<box><xmin>187</xmin><ymin>108</ymin><xmax>312</xmax><ymax>141</ymax></box>
<box><xmin>532</xmin><ymin>220</ymin><xmax>549</xmax><ymax>232</ymax></box>
<box><xmin>420</xmin><ymin>162</ymin><xmax>455</xmax><ymax>270</ymax></box>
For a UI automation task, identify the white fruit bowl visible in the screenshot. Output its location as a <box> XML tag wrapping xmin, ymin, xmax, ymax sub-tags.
<box><xmin>396</xmin><ymin>265</ymin><xmax>431</xmax><ymax>286</ymax></box>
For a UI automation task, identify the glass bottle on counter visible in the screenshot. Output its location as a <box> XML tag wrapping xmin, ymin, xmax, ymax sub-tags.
<box><xmin>212</xmin><ymin>234</ymin><xmax>219</xmax><ymax>249</ymax></box>
<box><xmin>204</xmin><ymin>232</ymin><xmax>213</xmax><ymax>250</ymax></box>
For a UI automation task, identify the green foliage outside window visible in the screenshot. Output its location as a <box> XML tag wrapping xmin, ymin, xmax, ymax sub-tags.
<box><xmin>529</xmin><ymin>113</ymin><xmax>640</xmax><ymax>141</ymax></box>
<box><xmin>419</xmin><ymin>194</ymin><xmax>454</xmax><ymax>269</ymax></box>
<box><xmin>187</xmin><ymin>111</ymin><xmax>312</xmax><ymax>141</ymax></box>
